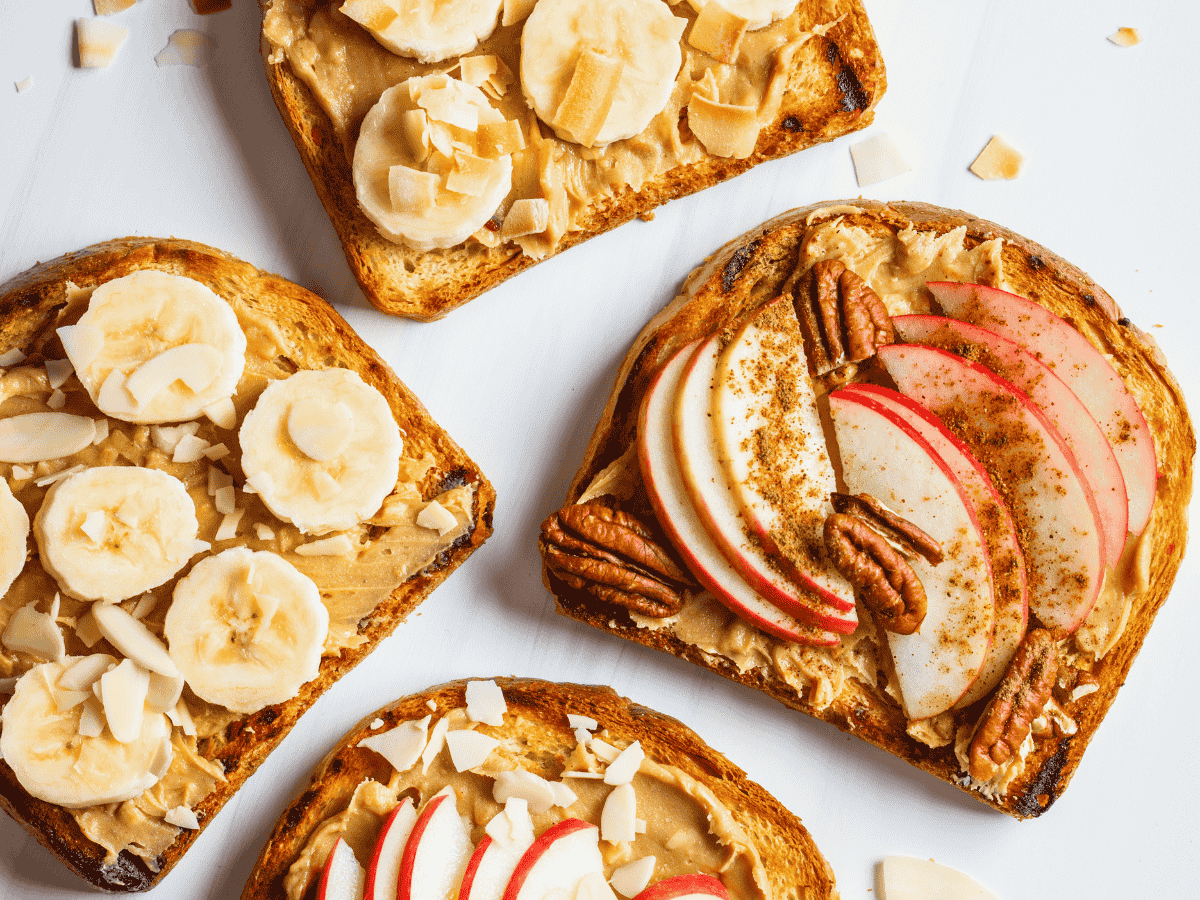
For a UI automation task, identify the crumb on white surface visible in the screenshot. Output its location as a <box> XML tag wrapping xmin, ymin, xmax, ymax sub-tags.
<box><xmin>1108</xmin><ymin>27</ymin><xmax>1141</xmax><ymax>47</ymax></box>
<box><xmin>970</xmin><ymin>135</ymin><xmax>1025</xmax><ymax>180</ymax></box>
<box><xmin>76</xmin><ymin>18</ymin><xmax>129</xmax><ymax>69</ymax></box>
<box><xmin>155</xmin><ymin>30</ymin><xmax>216</xmax><ymax>68</ymax></box>
<box><xmin>94</xmin><ymin>0</ymin><xmax>136</xmax><ymax>14</ymax></box>
<box><xmin>850</xmin><ymin>133</ymin><xmax>912</xmax><ymax>187</ymax></box>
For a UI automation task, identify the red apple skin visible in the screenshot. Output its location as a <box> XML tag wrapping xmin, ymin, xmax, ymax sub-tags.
<box><xmin>458</xmin><ymin>835</ymin><xmax>494</xmax><ymax>900</ymax></box>
<box><xmin>398</xmin><ymin>792</ymin><xmax>451</xmax><ymax>900</ymax></box>
<box><xmin>632</xmin><ymin>874</ymin><xmax>731</xmax><ymax>900</ymax></box>
<box><xmin>500</xmin><ymin>819</ymin><xmax>597</xmax><ymax>900</ymax></box>
<box><xmin>929</xmin><ymin>280</ymin><xmax>1156</xmax><ymax>537</ymax></box>
<box><xmin>364</xmin><ymin>799</ymin><xmax>415</xmax><ymax>900</ymax></box>
<box><xmin>637</xmin><ymin>342</ymin><xmax>840</xmax><ymax>646</ymax></box>
<box><xmin>317</xmin><ymin>837</ymin><xmax>361</xmax><ymax>900</ymax></box>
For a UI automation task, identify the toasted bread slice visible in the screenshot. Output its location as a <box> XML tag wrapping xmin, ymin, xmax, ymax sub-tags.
<box><xmin>241</xmin><ymin>677</ymin><xmax>836</xmax><ymax>900</ymax></box>
<box><xmin>539</xmin><ymin>200</ymin><xmax>1194</xmax><ymax>818</ymax></box>
<box><xmin>257</xmin><ymin>0</ymin><xmax>886</xmax><ymax>320</ymax></box>
<box><xmin>0</xmin><ymin>238</ymin><xmax>494</xmax><ymax>891</ymax></box>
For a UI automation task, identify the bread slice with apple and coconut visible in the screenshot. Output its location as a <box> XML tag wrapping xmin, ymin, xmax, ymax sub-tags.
<box><xmin>240</xmin><ymin>678</ymin><xmax>837</xmax><ymax>900</ymax></box>
<box><xmin>538</xmin><ymin>199</ymin><xmax>1194</xmax><ymax>818</ymax></box>
<box><xmin>0</xmin><ymin>238</ymin><xmax>494</xmax><ymax>891</ymax></box>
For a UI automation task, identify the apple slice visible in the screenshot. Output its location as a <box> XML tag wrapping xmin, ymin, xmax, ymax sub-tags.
<box><xmin>878</xmin><ymin>343</ymin><xmax>1105</xmax><ymax>633</ymax></box>
<box><xmin>839</xmin><ymin>384</ymin><xmax>1027</xmax><ymax>708</ymax></box>
<box><xmin>500</xmin><ymin>818</ymin><xmax>603</xmax><ymax>900</ymax></box>
<box><xmin>459</xmin><ymin>804</ymin><xmax>535</xmax><ymax>900</ymax></box>
<box><xmin>829</xmin><ymin>390</ymin><xmax>995</xmax><ymax>720</ymax></box>
<box><xmin>364</xmin><ymin>798</ymin><xmax>418</xmax><ymax>900</ymax></box>
<box><xmin>399</xmin><ymin>787</ymin><xmax>474</xmax><ymax>900</ymax></box>
<box><xmin>637</xmin><ymin>341</ymin><xmax>840</xmax><ymax>645</ymax></box>
<box><xmin>894</xmin><ymin>313</ymin><xmax>1127</xmax><ymax>569</ymax></box>
<box><xmin>631</xmin><ymin>874</ymin><xmax>731</xmax><ymax>900</ymax></box>
<box><xmin>673</xmin><ymin>333</ymin><xmax>856</xmax><ymax>633</ymax></box>
<box><xmin>318</xmin><ymin>837</ymin><xmax>366</xmax><ymax>900</ymax></box>
<box><xmin>929</xmin><ymin>280</ymin><xmax>1157</xmax><ymax>537</ymax></box>
<box><xmin>710</xmin><ymin>297</ymin><xmax>858</xmax><ymax>612</ymax></box>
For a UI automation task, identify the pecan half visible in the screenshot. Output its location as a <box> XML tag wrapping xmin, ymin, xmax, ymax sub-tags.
<box><xmin>968</xmin><ymin>629</ymin><xmax>1059</xmax><ymax>782</ymax></box>
<box><xmin>539</xmin><ymin>498</ymin><xmax>691</xmax><ymax>618</ymax></box>
<box><xmin>789</xmin><ymin>259</ymin><xmax>894</xmax><ymax>376</ymax></box>
<box><xmin>830</xmin><ymin>492</ymin><xmax>943</xmax><ymax>564</ymax></box>
<box><xmin>824</xmin><ymin>512</ymin><xmax>926</xmax><ymax>634</ymax></box>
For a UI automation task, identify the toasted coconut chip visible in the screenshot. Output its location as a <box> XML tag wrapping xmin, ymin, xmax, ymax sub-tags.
<box><xmin>76</xmin><ymin>18</ymin><xmax>129</xmax><ymax>68</ymax></box>
<box><xmin>689</xmin><ymin>0</ymin><xmax>749</xmax><ymax>64</ymax></box>
<box><xmin>14</xmin><ymin>76</ymin><xmax>33</xmax><ymax>93</ymax></box>
<box><xmin>340</xmin><ymin>0</ymin><xmax>398</xmax><ymax>32</ymax></box>
<box><xmin>849</xmin><ymin>132</ymin><xmax>912</xmax><ymax>186</ymax></box>
<box><xmin>399</xmin><ymin>107</ymin><xmax>432</xmax><ymax>163</ymax></box>
<box><xmin>687</xmin><ymin>93</ymin><xmax>759</xmax><ymax>158</ymax></box>
<box><xmin>553</xmin><ymin>49</ymin><xmax>624</xmax><ymax>147</ymax></box>
<box><xmin>446</xmin><ymin>151</ymin><xmax>503</xmax><ymax>196</ymax></box>
<box><xmin>390</xmin><ymin>165</ymin><xmax>441</xmax><ymax>214</ymax></box>
<box><xmin>155</xmin><ymin>30</ymin><xmax>216</xmax><ymax>67</ymax></box>
<box><xmin>419</xmin><ymin>85</ymin><xmax>480</xmax><ymax>131</ymax></box>
<box><xmin>1108</xmin><ymin>26</ymin><xmax>1141</xmax><ymax>47</ymax></box>
<box><xmin>502</xmin><ymin>0</ymin><xmax>537</xmax><ymax>26</ymax></box>
<box><xmin>500</xmin><ymin>198</ymin><xmax>550</xmax><ymax>239</ymax></box>
<box><xmin>459</xmin><ymin>54</ymin><xmax>500</xmax><ymax>87</ymax></box>
<box><xmin>94</xmin><ymin>0</ymin><xmax>135</xmax><ymax>12</ymax></box>
<box><xmin>477</xmin><ymin>118</ymin><xmax>525</xmax><ymax>158</ymax></box>
<box><xmin>969</xmin><ymin>134</ymin><xmax>1025</xmax><ymax>180</ymax></box>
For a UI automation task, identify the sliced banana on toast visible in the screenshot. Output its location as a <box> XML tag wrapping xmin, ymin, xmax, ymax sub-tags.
<box><xmin>340</xmin><ymin>0</ymin><xmax>503</xmax><ymax>63</ymax></box>
<box><xmin>0</xmin><ymin>480</ymin><xmax>29</xmax><ymax>602</ymax></box>
<box><xmin>685</xmin><ymin>0</ymin><xmax>799</xmax><ymax>31</ymax></box>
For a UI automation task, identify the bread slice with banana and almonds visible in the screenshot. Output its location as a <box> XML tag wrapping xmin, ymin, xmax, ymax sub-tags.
<box><xmin>538</xmin><ymin>199</ymin><xmax>1193</xmax><ymax>818</ymax></box>
<box><xmin>0</xmin><ymin>237</ymin><xmax>494</xmax><ymax>891</ymax></box>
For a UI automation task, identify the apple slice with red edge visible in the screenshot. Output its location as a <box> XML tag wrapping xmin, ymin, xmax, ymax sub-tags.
<box><xmin>398</xmin><ymin>787</ymin><xmax>474</xmax><ymax>900</ymax></box>
<box><xmin>877</xmin><ymin>342</ymin><xmax>1105</xmax><ymax>633</ymax></box>
<box><xmin>318</xmin><ymin>837</ymin><xmax>366</xmax><ymax>900</ymax></box>
<box><xmin>710</xmin><ymin>297</ymin><xmax>858</xmax><ymax>613</ymax></box>
<box><xmin>829</xmin><ymin>389</ymin><xmax>995</xmax><ymax>720</ymax></box>
<box><xmin>929</xmin><ymin>280</ymin><xmax>1157</xmax><ymax>537</ymax></box>
<box><xmin>500</xmin><ymin>818</ymin><xmax>603</xmax><ymax>900</ymax></box>
<box><xmin>459</xmin><ymin>804</ymin><xmax>535</xmax><ymax>900</ymax></box>
<box><xmin>631</xmin><ymin>874</ymin><xmax>731</xmax><ymax>900</ymax></box>
<box><xmin>672</xmin><ymin>334</ymin><xmax>856</xmax><ymax>632</ymax></box>
<box><xmin>838</xmin><ymin>383</ymin><xmax>1027</xmax><ymax>708</ymax></box>
<box><xmin>637</xmin><ymin>340</ymin><xmax>840</xmax><ymax>646</ymax></box>
<box><xmin>364</xmin><ymin>798</ymin><xmax>418</xmax><ymax>900</ymax></box>
<box><xmin>894</xmin><ymin>313</ymin><xmax>1128</xmax><ymax>569</ymax></box>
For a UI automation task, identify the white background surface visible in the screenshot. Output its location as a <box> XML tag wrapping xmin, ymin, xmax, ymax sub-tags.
<box><xmin>2</xmin><ymin>1</ymin><xmax>1198</xmax><ymax>897</ymax></box>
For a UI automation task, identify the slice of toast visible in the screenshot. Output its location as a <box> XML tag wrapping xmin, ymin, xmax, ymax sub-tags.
<box><xmin>539</xmin><ymin>200</ymin><xmax>1194</xmax><ymax>818</ymax></box>
<box><xmin>257</xmin><ymin>0</ymin><xmax>886</xmax><ymax>320</ymax></box>
<box><xmin>240</xmin><ymin>677</ymin><xmax>837</xmax><ymax>900</ymax></box>
<box><xmin>0</xmin><ymin>237</ymin><xmax>494</xmax><ymax>891</ymax></box>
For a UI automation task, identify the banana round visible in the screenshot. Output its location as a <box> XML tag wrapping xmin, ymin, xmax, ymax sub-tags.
<box><xmin>340</xmin><ymin>0</ymin><xmax>503</xmax><ymax>64</ymax></box>
<box><xmin>520</xmin><ymin>0</ymin><xmax>686</xmax><ymax>147</ymax></box>
<box><xmin>685</xmin><ymin>0</ymin><xmax>799</xmax><ymax>30</ymax></box>
<box><xmin>0</xmin><ymin>660</ymin><xmax>173</xmax><ymax>808</ymax></box>
<box><xmin>57</xmin><ymin>270</ymin><xmax>246</xmax><ymax>424</ymax></box>
<box><xmin>164</xmin><ymin>548</ymin><xmax>329</xmax><ymax>715</ymax></box>
<box><xmin>239</xmin><ymin>368</ymin><xmax>403</xmax><ymax>534</ymax></box>
<box><xmin>34</xmin><ymin>466</ymin><xmax>203</xmax><ymax>603</ymax></box>
<box><xmin>353</xmin><ymin>74</ymin><xmax>514</xmax><ymax>252</ymax></box>
<box><xmin>0</xmin><ymin>478</ymin><xmax>29</xmax><ymax>601</ymax></box>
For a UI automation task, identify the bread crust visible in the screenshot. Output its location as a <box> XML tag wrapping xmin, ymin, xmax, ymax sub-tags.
<box><xmin>240</xmin><ymin>677</ymin><xmax>837</xmax><ymax>900</ymax></box>
<box><xmin>257</xmin><ymin>0</ymin><xmax>886</xmax><ymax>320</ymax></box>
<box><xmin>0</xmin><ymin>238</ymin><xmax>495</xmax><ymax>891</ymax></box>
<box><xmin>542</xmin><ymin>199</ymin><xmax>1195</xmax><ymax>818</ymax></box>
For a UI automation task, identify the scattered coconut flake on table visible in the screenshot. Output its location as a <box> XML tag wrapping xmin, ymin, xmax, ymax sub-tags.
<box><xmin>876</xmin><ymin>856</ymin><xmax>1001</xmax><ymax>900</ymax></box>
<box><xmin>191</xmin><ymin>0</ymin><xmax>232</xmax><ymax>12</ymax></box>
<box><xmin>94</xmin><ymin>0</ymin><xmax>135</xmax><ymax>13</ymax></box>
<box><xmin>970</xmin><ymin>135</ymin><xmax>1025</xmax><ymax>180</ymax></box>
<box><xmin>155</xmin><ymin>30</ymin><xmax>216</xmax><ymax>68</ymax></box>
<box><xmin>850</xmin><ymin>133</ymin><xmax>912</xmax><ymax>186</ymax></box>
<box><xmin>14</xmin><ymin>76</ymin><xmax>33</xmax><ymax>93</ymax></box>
<box><xmin>1108</xmin><ymin>27</ymin><xmax>1141</xmax><ymax>47</ymax></box>
<box><xmin>76</xmin><ymin>18</ymin><xmax>129</xmax><ymax>69</ymax></box>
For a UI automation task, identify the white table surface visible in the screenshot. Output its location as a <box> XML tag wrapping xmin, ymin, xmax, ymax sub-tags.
<box><xmin>2</xmin><ymin>1</ymin><xmax>1198</xmax><ymax>897</ymax></box>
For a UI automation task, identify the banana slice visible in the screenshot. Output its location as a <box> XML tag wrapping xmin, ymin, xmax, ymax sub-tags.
<box><xmin>57</xmin><ymin>270</ymin><xmax>246</xmax><ymax>424</ymax></box>
<box><xmin>164</xmin><ymin>548</ymin><xmax>328</xmax><ymax>714</ymax></box>
<box><xmin>341</xmin><ymin>0</ymin><xmax>503</xmax><ymax>64</ymax></box>
<box><xmin>34</xmin><ymin>466</ymin><xmax>204</xmax><ymax>602</ymax></box>
<box><xmin>521</xmin><ymin>0</ymin><xmax>686</xmax><ymax>147</ymax></box>
<box><xmin>353</xmin><ymin>74</ymin><xmax>515</xmax><ymax>251</ymax></box>
<box><xmin>685</xmin><ymin>0</ymin><xmax>798</xmax><ymax>30</ymax></box>
<box><xmin>239</xmin><ymin>369</ymin><xmax>403</xmax><ymax>534</ymax></box>
<box><xmin>0</xmin><ymin>659</ymin><xmax>172</xmax><ymax>808</ymax></box>
<box><xmin>0</xmin><ymin>478</ymin><xmax>29</xmax><ymax>601</ymax></box>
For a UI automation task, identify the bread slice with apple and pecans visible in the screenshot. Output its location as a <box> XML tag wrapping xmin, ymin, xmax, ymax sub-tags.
<box><xmin>538</xmin><ymin>199</ymin><xmax>1193</xmax><ymax>818</ymax></box>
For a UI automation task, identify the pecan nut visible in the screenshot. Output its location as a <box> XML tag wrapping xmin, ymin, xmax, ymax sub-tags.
<box><xmin>539</xmin><ymin>498</ymin><xmax>692</xmax><ymax>618</ymax></box>
<box><xmin>788</xmin><ymin>259</ymin><xmax>894</xmax><ymax>376</ymax></box>
<box><xmin>823</xmin><ymin>511</ymin><xmax>926</xmax><ymax>634</ymax></box>
<box><xmin>830</xmin><ymin>492</ymin><xmax>943</xmax><ymax>564</ymax></box>
<box><xmin>968</xmin><ymin>628</ymin><xmax>1059</xmax><ymax>782</ymax></box>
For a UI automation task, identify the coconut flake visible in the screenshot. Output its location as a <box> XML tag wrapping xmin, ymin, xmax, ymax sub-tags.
<box><xmin>58</xmin><ymin>653</ymin><xmax>116</xmax><ymax>691</ymax></box>
<box><xmin>76</xmin><ymin>17</ymin><xmax>129</xmax><ymax>68</ymax></box>
<box><xmin>294</xmin><ymin>533</ymin><xmax>354</xmax><ymax>556</ymax></box>
<box><xmin>35</xmin><ymin>464</ymin><xmax>85</xmax><ymax>487</ymax></box>
<box><xmin>416</xmin><ymin>500</ymin><xmax>460</xmax><ymax>536</ymax></box>
<box><xmin>600</xmin><ymin>782</ymin><xmax>637</xmax><ymax>843</ymax></box>
<box><xmin>609</xmin><ymin>857</ymin><xmax>655</xmax><ymax>897</ymax></box>
<box><xmin>465</xmin><ymin>679</ymin><xmax>506</xmax><ymax>725</ymax></box>
<box><xmin>14</xmin><ymin>76</ymin><xmax>33</xmax><ymax>93</ymax></box>
<box><xmin>969</xmin><ymin>135</ymin><xmax>1025</xmax><ymax>180</ymax></box>
<box><xmin>422</xmin><ymin>716</ymin><xmax>451</xmax><ymax>772</ymax></box>
<box><xmin>0</xmin><ymin>412</ymin><xmax>96</xmax><ymax>463</ymax></box>
<box><xmin>254</xmin><ymin>523</ymin><xmax>275</xmax><ymax>541</ymax></box>
<box><xmin>359</xmin><ymin>715</ymin><xmax>431</xmax><ymax>772</ymax></box>
<box><xmin>215</xmin><ymin>509</ymin><xmax>245</xmax><ymax>541</ymax></box>
<box><xmin>203</xmin><ymin>397</ymin><xmax>237</xmax><ymax>430</ymax></box>
<box><xmin>91</xmin><ymin>602</ymin><xmax>179</xmax><ymax>677</ymax></box>
<box><xmin>173</xmin><ymin>433</ymin><xmax>212</xmax><ymax>464</ymax></box>
<box><xmin>100</xmin><ymin>658</ymin><xmax>150</xmax><ymax>744</ymax></box>
<box><xmin>1</xmin><ymin>603</ymin><xmax>66</xmax><ymax>661</ymax></box>
<box><xmin>445</xmin><ymin>729</ymin><xmax>501</xmax><ymax>771</ymax></box>
<box><xmin>568</xmin><ymin>714</ymin><xmax>598</xmax><ymax>731</ymax></box>
<box><xmin>1108</xmin><ymin>27</ymin><xmax>1141</xmax><ymax>47</ymax></box>
<box><xmin>155</xmin><ymin>30</ymin><xmax>216</xmax><ymax>67</ymax></box>
<box><xmin>850</xmin><ymin>132</ymin><xmax>913</xmax><ymax>186</ymax></box>
<box><xmin>493</xmin><ymin>768</ymin><xmax>557</xmax><ymax>814</ymax></box>
<box><xmin>603</xmin><ymin>741</ymin><xmax>644</xmax><ymax>785</ymax></box>
<box><xmin>45</xmin><ymin>359</ymin><xmax>74</xmax><ymax>390</ymax></box>
<box><xmin>165</xmin><ymin>805</ymin><xmax>200</xmax><ymax>829</ymax></box>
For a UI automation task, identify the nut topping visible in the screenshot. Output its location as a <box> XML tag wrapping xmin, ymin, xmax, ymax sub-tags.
<box><xmin>788</xmin><ymin>259</ymin><xmax>894</xmax><ymax>376</ymax></box>
<box><xmin>830</xmin><ymin>492</ymin><xmax>943</xmax><ymax>564</ymax></box>
<box><xmin>539</xmin><ymin>497</ymin><xmax>692</xmax><ymax>618</ymax></box>
<box><xmin>823</xmin><ymin>511</ymin><xmax>927</xmax><ymax>634</ymax></box>
<box><xmin>968</xmin><ymin>628</ymin><xmax>1059</xmax><ymax>783</ymax></box>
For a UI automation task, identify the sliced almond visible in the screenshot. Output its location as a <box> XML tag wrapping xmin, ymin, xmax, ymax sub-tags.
<box><xmin>146</xmin><ymin>669</ymin><xmax>185</xmax><ymax>713</ymax></box>
<box><xmin>589</xmin><ymin>737</ymin><xmax>620</xmax><ymax>763</ymax></box>
<box><xmin>165</xmin><ymin>805</ymin><xmax>201</xmax><ymax>829</ymax></box>
<box><xmin>445</xmin><ymin>729</ymin><xmax>501</xmax><ymax>771</ymax></box>
<box><xmin>76</xmin><ymin>18</ymin><xmax>129</xmax><ymax>69</ymax></box>
<box><xmin>358</xmin><ymin>714</ymin><xmax>431</xmax><ymax>772</ymax></box>
<box><xmin>500</xmin><ymin>199</ymin><xmax>550</xmax><ymax>240</ymax></box>
<box><xmin>80</xmin><ymin>510</ymin><xmax>109</xmax><ymax>544</ymax></box>
<box><xmin>167</xmin><ymin>698</ymin><xmax>197</xmax><ymax>736</ymax></box>
<box><xmin>59</xmin><ymin>654</ymin><xmax>117</xmax><ymax>691</ymax></box>
<box><xmin>465</xmin><ymin>678</ymin><xmax>507</xmax><ymax>725</ymax></box>
<box><xmin>56</xmin><ymin>322</ymin><xmax>101</xmax><ymax>373</ymax></box>
<box><xmin>39</xmin><ymin>667</ymin><xmax>90</xmax><ymax>712</ymax></box>
<box><xmin>91</xmin><ymin>418</ymin><xmax>110</xmax><ymax>445</ymax></box>
<box><xmin>477</xmin><ymin>119</ymin><xmax>525</xmax><ymax>159</ymax></box>
<box><xmin>91</xmin><ymin>602</ymin><xmax>179</xmax><ymax>677</ymax></box>
<box><xmin>0</xmin><ymin>348</ymin><xmax>27</xmax><ymax>367</ymax></box>
<box><xmin>1</xmin><ymin>603</ymin><xmax>66</xmax><ymax>661</ymax></box>
<box><xmin>446</xmin><ymin>152</ymin><xmax>503</xmax><ymax>197</ymax></box>
<box><xmin>34</xmin><ymin>464</ymin><xmax>85</xmax><ymax>488</ymax></box>
<box><xmin>130</xmin><ymin>593</ymin><xmax>158</xmax><ymax>621</ymax></box>
<box><xmin>687</xmin><ymin>93</ymin><xmax>759</xmax><ymax>159</ymax></box>
<box><xmin>579</xmin><ymin>872</ymin><xmax>620</xmax><ymax>900</ymax></box>
<box><xmin>417</xmin><ymin>499</ymin><xmax>460</xmax><ymax>536</ymax></box>
<box><xmin>609</xmin><ymin>856</ymin><xmax>655</xmax><ymax>897</ymax></box>
<box><xmin>422</xmin><ymin>715</ymin><xmax>451</xmax><ymax>772</ymax></box>
<box><xmin>493</xmin><ymin>767</ymin><xmax>556</xmax><ymax>814</ymax></box>
<box><xmin>0</xmin><ymin>412</ymin><xmax>96</xmax><ymax>463</ymax></box>
<box><xmin>688</xmin><ymin>0</ymin><xmax>749</xmax><ymax>64</ymax></box>
<box><xmin>287</xmin><ymin>398</ymin><xmax>355</xmax><ymax>462</ymax></box>
<box><xmin>969</xmin><ymin>135</ymin><xmax>1024</xmax><ymax>180</ymax></box>
<box><xmin>14</xmin><ymin>76</ymin><xmax>33</xmax><ymax>93</ymax></box>
<box><xmin>600</xmin><ymin>782</ymin><xmax>637</xmax><ymax>843</ymax></box>
<box><xmin>208</xmin><ymin>465</ymin><xmax>234</xmax><ymax>496</ymax></box>
<box><xmin>390</xmin><ymin>165</ymin><xmax>440</xmax><ymax>215</ymax></box>
<box><xmin>553</xmin><ymin>49</ymin><xmax>624</xmax><ymax>148</ymax></box>
<box><xmin>603</xmin><ymin>740</ymin><xmax>644</xmax><ymax>785</ymax></box>
<box><xmin>100</xmin><ymin>658</ymin><xmax>150</xmax><ymax>744</ymax></box>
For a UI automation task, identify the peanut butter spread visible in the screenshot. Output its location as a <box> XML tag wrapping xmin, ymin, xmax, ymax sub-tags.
<box><xmin>0</xmin><ymin>281</ymin><xmax>475</xmax><ymax>866</ymax></box>
<box><xmin>285</xmin><ymin>707</ymin><xmax>768</xmax><ymax>900</ymax></box>
<box><xmin>262</xmin><ymin>0</ymin><xmax>837</xmax><ymax>258</ymax></box>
